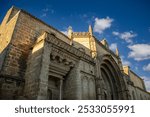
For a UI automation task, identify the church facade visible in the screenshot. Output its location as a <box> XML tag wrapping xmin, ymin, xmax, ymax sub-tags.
<box><xmin>0</xmin><ymin>6</ymin><xmax>150</xmax><ymax>100</ymax></box>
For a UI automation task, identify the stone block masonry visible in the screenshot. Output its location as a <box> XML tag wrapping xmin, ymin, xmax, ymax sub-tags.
<box><xmin>0</xmin><ymin>6</ymin><xmax>150</xmax><ymax>100</ymax></box>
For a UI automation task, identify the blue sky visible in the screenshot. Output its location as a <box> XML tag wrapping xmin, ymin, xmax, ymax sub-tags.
<box><xmin>0</xmin><ymin>0</ymin><xmax>150</xmax><ymax>90</ymax></box>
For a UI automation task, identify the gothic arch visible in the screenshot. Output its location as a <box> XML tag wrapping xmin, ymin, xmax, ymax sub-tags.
<box><xmin>99</xmin><ymin>54</ymin><xmax>127</xmax><ymax>100</ymax></box>
<box><xmin>101</xmin><ymin>66</ymin><xmax>117</xmax><ymax>99</ymax></box>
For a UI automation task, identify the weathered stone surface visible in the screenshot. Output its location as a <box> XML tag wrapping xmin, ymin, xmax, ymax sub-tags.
<box><xmin>0</xmin><ymin>6</ymin><xmax>150</xmax><ymax>100</ymax></box>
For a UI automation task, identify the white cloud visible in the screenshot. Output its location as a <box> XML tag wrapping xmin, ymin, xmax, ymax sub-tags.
<box><xmin>112</xmin><ymin>31</ymin><xmax>119</xmax><ymax>36</ymax></box>
<box><xmin>42</xmin><ymin>8</ymin><xmax>49</xmax><ymax>12</ymax></box>
<box><xmin>128</xmin><ymin>44</ymin><xmax>150</xmax><ymax>61</ymax></box>
<box><xmin>41</xmin><ymin>8</ymin><xmax>49</xmax><ymax>17</ymax></box>
<box><xmin>143</xmin><ymin>63</ymin><xmax>150</xmax><ymax>72</ymax></box>
<box><xmin>141</xmin><ymin>76</ymin><xmax>150</xmax><ymax>92</ymax></box>
<box><xmin>120</xmin><ymin>32</ymin><xmax>137</xmax><ymax>43</ymax></box>
<box><xmin>109</xmin><ymin>43</ymin><xmax>117</xmax><ymax>52</ymax></box>
<box><xmin>61</xmin><ymin>30</ymin><xmax>68</xmax><ymax>35</ymax></box>
<box><xmin>41</xmin><ymin>13</ymin><xmax>47</xmax><ymax>17</ymax></box>
<box><xmin>94</xmin><ymin>17</ymin><xmax>113</xmax><ymax>34</ymax></box>
<box><xmin>135</xmin><ymin>66</ymin><xmax>138</xmax><ymax>71</ymax></box>
<box><xmin>41</xmin><ymin>8</ymin><xmax>54</xmax><ymax>17</ymax></box>
<box><xmin>121</xmin><ymin>56</ymin><xmax>131</xmax><ymax>66</ymax></box>
<box><xmin>112</xmin><ymin>31</ymin><xmax>137</xmax><ymax>43</ymax></box>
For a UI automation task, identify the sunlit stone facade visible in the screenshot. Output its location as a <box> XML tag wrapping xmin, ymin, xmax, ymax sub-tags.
<box><xmin>0</xmin><ymin>6</ymin><xmax>150</xmax><ymax>100</ymax></box>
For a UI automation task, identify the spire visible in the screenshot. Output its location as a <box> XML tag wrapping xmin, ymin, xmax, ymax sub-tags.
<box><xmin>88</xmin><ymin>25</ymin><xmax>93</xmax><ymax>36</ymax></box>
<box><xmin>116</xmin><ymin>47</ymin><xmax>119</xmax><ymax>56</ymax></box>
<box><xmin>68</xmin><ymin>26</ymin><xmax>73</xmax><ymax>39</ymax></box>
<box><xmin>68</xmin><ymin>26</ymin><xmax>72</xmax><ymax>31</ymax></box>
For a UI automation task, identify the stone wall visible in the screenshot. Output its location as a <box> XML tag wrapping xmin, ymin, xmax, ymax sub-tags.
<box><xmin>45</xmin><ymin>33</ymin><xmax>95</xmax><ymax>100</ymax></box>
<box><xmin>128</xmin><ymin>84</ymin><xmax>150</xmax><ymax>100</ymax></box>
<box><xmin>1</xmin><ymin>7</ymin><xmax>71</xmax><ymax>79</ymax></box>
<box><xmin>130</xmin><ymin>71</ymin><xmax>146</xmax><ymax>90</ymax></box>
<box><xmin>63</xmin><ymin>61</ymin><xmax>82</xmax><ymax>99</ymax></box>
<box><xmin>0</xmin><ymin>6</ymin><xmax>150</xmax><ymax>100</ymax></box>
<box><xmin>80</xmin><ymin>60</ymin><xmax>96</xmax><ymax>100</ymax></box>
<box><xmin>0</xmin><ymin>75</ymin><xmax>24</xmax><ymax>99</ymax></box>
<box><xmin>0</xmin><ymin>7</ymin><xmax>19</xmax><ymax>71</ymax></box>
<box><xmin>0</xmin><ymin>7</ymin><xmax>72</xmax><ymax>99</ymax></box>
<box><xmin>64</xmin><ymin>60</ymin><xmax>95</xmax><ymax>100</ymax></box>
<box><xmin>95</xmin><ymin>40</ymin><xmax>120</xmax><ymax>65</ymax></box>
<box><xmin>0</xmin><ymin>7</ymin><xmax>24</xmax><ymax>99</ymax></box>
<box><xmin>73</xmin><ymin>36</ymin><xmax>91</xmax><ymax>55</ymax></box>
<box><xmin>23</xmin><ymin>34</ymin><xmax>45</xmax><ymax>99</ymax></box>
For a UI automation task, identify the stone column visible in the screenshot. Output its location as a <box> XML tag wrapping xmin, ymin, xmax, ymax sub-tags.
<box><xmin>59</xmin><ymin>79</ymin><xmax>63</xmax><ymax>100</ymax></box>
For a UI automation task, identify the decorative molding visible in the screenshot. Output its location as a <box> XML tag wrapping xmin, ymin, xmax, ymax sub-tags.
<box><xmin>46</xmin><ymin>33</ymin><xmax>94</xmax><ymax>63</ymax></box>
<box><xmin>50</xmin><ymin>48</ymin><xmax>75</xmax><ymax>68</ymax></box>
<box><xmin>80</xmin><ymin>70</ymin><xmax>95</xmax><ymax>77</ymax></box>
<box><xmin>72</xmin><ymin>32</ymin><xmax>90</xmax><ymax>37</ymax></box>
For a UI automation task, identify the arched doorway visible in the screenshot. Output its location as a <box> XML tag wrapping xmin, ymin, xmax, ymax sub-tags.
<box><xmin>99</xmin><ymin>55</ymin><xmax>125</xmax><ymax>100</ymax></box>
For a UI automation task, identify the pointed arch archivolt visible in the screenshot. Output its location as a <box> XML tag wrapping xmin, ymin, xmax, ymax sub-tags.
<box><xmin>98</xmin><ymin>54</ymin><xmax>127</xmax><ymax>100</ymax></box>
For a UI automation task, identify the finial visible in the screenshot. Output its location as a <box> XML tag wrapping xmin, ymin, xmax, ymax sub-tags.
<box><xmin>88</xmin><ymin>25</ymin><xmax>93</xmax><ymax>36</ymax></box>
<box><xmin>116</xmin><ymin>47</ymin><xmax>119</xmax><ymax>56</ymax></box>
<box><xmin>68</xmin><ymin>26</ymin><xmax>73</xmax><ymax>39</ymax></box>
<box><xmin>68</xmin><ymin>26</ymin><xmax>72</xmax><ymax>30</ymax></box>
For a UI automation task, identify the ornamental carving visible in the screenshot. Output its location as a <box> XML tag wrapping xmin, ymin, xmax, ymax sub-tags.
<box><xmin>50</xmin><ymin>47</ymin><xmax>75</xmax><ymax>68</ymax></box>
<box><xmin>46</xmin><ymin>33</ymin><xmax>94</xmax><ymax>62</ymax></box>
